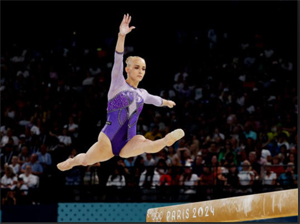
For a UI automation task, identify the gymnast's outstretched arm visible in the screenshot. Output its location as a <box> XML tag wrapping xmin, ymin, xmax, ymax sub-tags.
<box><xmin>109</xmin><ymin>14</ymin><xmax>136</xmax><ymax>98</ymax></box>
<box><xmin>143</xmin><ymin>89</ymin><xmax>176</xmax><ymax>108</ymax></box>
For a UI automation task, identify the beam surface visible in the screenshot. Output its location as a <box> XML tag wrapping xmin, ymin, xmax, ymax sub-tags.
<box><xmin>146</xmin><ymin>189</ymin><xmax>298</xmax><ymax>222</ymax></box>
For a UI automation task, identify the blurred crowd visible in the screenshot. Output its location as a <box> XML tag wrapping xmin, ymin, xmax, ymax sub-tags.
<box><xmin>1</xmin><ymin>23</ymin><xmax>297</xmax><ymax>205</ymax></box>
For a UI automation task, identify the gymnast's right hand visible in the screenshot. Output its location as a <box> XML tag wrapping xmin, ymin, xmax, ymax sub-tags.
<box><xmin>119</xmin><ymin>13</ymin><xmax>136</xmax><ymax>36</ymax></box>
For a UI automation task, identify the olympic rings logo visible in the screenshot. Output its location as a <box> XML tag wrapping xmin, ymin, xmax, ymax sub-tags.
<box><xmin>147</xmin><ymin>209</ymin><xmax>164</xmax><ymax>222</ymax></box>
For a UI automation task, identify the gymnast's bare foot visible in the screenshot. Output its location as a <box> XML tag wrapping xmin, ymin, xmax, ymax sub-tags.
<box><xmin>57</xmin><ymin>158</ymin><xmax>73</xmax><ymax>171</ymax></box>
<box><xmin>165</xmin><ymin>129</ymin><xmax>185</xmax><ymax>146</ymax></box>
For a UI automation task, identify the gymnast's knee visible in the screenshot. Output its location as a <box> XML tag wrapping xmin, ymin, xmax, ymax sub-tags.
<box><xmin>134</xmin><ymin>135</ymin><xmax>147</xmax><ymax>141</ymax></box>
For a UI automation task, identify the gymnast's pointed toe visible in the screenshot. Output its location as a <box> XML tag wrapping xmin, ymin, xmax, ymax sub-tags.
<box><xmin>166</xmin><ymin>129</ymin><xmax>185</xmax><ymax>146</ymax></box>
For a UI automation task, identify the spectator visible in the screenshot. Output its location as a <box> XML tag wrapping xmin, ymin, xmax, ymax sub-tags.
<box><xmin>243</xmin><ymin>121</ymin><xmax>257</xmax><ymax>141</ymax></box>
<box><xmin>211</xmin><ymin>155</ymin><xmax>219</xmax><ymax>178</ymax></box>
<box><xmin>248</xmin><ymin>151</ymin><xmax>261</xmax><ymax>177</ymax></box>
<box><xmin>143</xmin><ymin>153</ymin><xmax>155</xmax><ymax>167</ymax></box>
<box><xmin>0</xmin><ymin>143</ymin><xmax>17</xmax><ymax>169</ymax></box>
<box><xmin>241</xmin><ymin>137</ymin><xmax>256</xmax><ymax>160</ymax></box>
<box><xmin>124</xmin><ymin>157</ymin><xmax>135</xmax><ymax>173</ymax></box>
<box><xmin>280</xmin><ymin>58</ymin><xmax>293</xmax><ymax>72</ymax></box>
<box><xmin>226</xmin><ymin>114</ymin><xmax>243</xmax><ymax>139</ymax></box>
<box><xmin>199</xmin><ymin>164</ymin><xmax>215</xmax><ymax>186</ymax></box>
<box><xmin>198</xmin><ymin>144</ymin><xmax>209</xmax><ymax>163</ymax></box>
<box><xmin>17</xmin><ymin>146</ymin><xmax>31</xmax><ymax>166</ymax></box>
<box><xmin>1</xmin><ymin>128</ymin><xmax>19</xmax><ymax>147</ymax></box>
<box><xmin>225</xmin><ymin>163</ymin><xmax>239</xmax><ymax>195</ymax></box>
<box><xmin>261</xmin><ymin>162</ymin><xmax>277</xmax><ymax>191</ymax></box>
<box><xmin>219</xmin><ymin>88</ymin><xmax>232</xmax><ymax>106</ymax></box>
<box><xmin>277</xmin><ymin>132</ymin><xmax>290</xmax><ymax>150</ymax></box>
<box><xmin>0</xmin><ymin>118</ymin><xmax>10</xmax><ymax>138</ymax></box>
<box><xmin>28</xmin><ymin>135</ymin><xmax>41</xmax><ymax>154</ymax></box>
<box><xmin>189</xmin><ymin>143</ymin><xmax>199</xmax><ymax>161</ymax></box>
<box><xmin>279</xmin><ymin>144</ymin><xmax>288</xmax><ymax>163</ymax></box>
<box><xmin>167</xmin><ymin>145</ymin><xmax>176</xmax><ymax>161</ymax></box>
<box><xmin>21</xmin><ymin>153</ymin><xmax>43</xmax><ymax>176</ymax></box>
<box><xmin>1</xmin><ymin>165</ymin><xmax>18</xmax><ymax>190</ymax></box>
<box><xmin>230</xmin><ymin>137</ymin><xmax>242</xmax><ymax>157</ymax></box>
<box><xmin>155</xmin><ymin>147</ymin><xmax>171</xmax><ymax>166</ymax></box>
<box><xmin>18</xmin><ymin>165</ymin><xmax>39</xmax><ymax>189</ymax></box>
<box><xmin>208</xmin><ymin>27</ymin><xmax>217</xmax><ymax>49</ymax></box>
<box><xmin>243</xmin><ymin>52</ymin><xmax>256</xmax><ymax>68</ymax></box>
<box><xmin>192</xmin><ymin>155</ymin><xmax>204</xmax><ymax>178</ymax></box>
<box><xmin>199</xmin><ymin>164</ymin><xmax>214</xmax><ymax>200</ymax></box>
<box><xmin>144</xmin><ymin>125</ymin><xmax>162</xmax><ymax>141</ymax></box>
<box><xmin>215</xmin><ymin>166</ymin><xmax>228</xmax><ymax>198</ymax></box>
<box><xmin>2</xmin><ymin>190</ymin><xmax>17</xmax><ymax>205</ymax></box>
<box><xmin>174</xmin><ymin>65</ymin><xmax>189</xmax><ymax>83</ymax></box>
<box><xmin>156</xmin><ymin>158</ymin><xmax>167</xmax><ymax>175</ymax></box>
<box><xmin>64</xmin><ymin>115</ymin><xmax>79</xmax><ymax>140</ymax></box>
<box><xmin>276</xmin><ymin>162</ymin><xmax>297</xmax><ymax>188</ymax></box>
<box><xmin>50</xmin><ymin>127</ymin><xmax>72</xmax><ymax>147</ymax></box>
<box><xmin>159</xmin><ymin>167</ymin><xmax>172</xmax><ymax>187</ymax></box>
<box><xmin>16</xmin><ymin>134</ymin><xmax>27</xmax><ymax>153</ymax></box>
<box><xmin>9</xmin><ymin>156</ymin><xmax>20</xmax><ymax>175</ymax></box>
<box><xmin>237</xmin><ymin>160</ymin><xmax>255</xmax><ymax>194</ymax></box>
<box><xmin>218</xmin><ymin>140</ymin><xmax>237</xmax><ymax>165</ymax></box>
<box><xmin>260</xmin><ymin>149</ymin><xmax>272</xmax><ymax>164</ymax></box>
<box><xmin>116</xmin><ymin>157</ymin><xmax>130</xmax><ymax>178</ymax></box>
<box><xmin>270</xmin><ymin>155</ymin><xmax>285</xmax><ymax>177</ymax></box>
<box><xmin>37</xmin><ymin>125</ymin><xmax>52</xmax><ymax>147</ymax></box>
<box><xmin>139</xmin><ymin>166</ymin><xmax>160</xmax><ymax>201</ymax></box>
<box><xmin>83</xmin><ymin>162</ymin><xmax>100</xmax><ymax>185</ymax></box>
<box><xmin>36</xmin><ymin>144</ymin><xmax>52</xmax><ymax>174</ymax></box>
<box><xmin>177</xmin><ymin>147</ymin><xmax>193</xmax><ymax>166</ymax></box>
<box><xmin>139</xmin><ymin>166</ymin><xmax>160</xmax><ymax>189</ymax></box>
<box><xmin>206</xmin><ymin>141</ymin><xmax>220</xmax><ymax>165</ymax></box>
<box><xmin>178</xmin><ymin>165</ymin><xmax>198</xmax><ymax>200</ymax></box>
<box><xmin>282</xmin><ymin>114</ymin><xmax>297</xmax><ymax>137</ymax></box>
<box><xmin>133</xmin><ymin>155</ymin><xmax>145</xmax><ymax>174</ymax></box>
<box><xmin>287</xmin><ymin>153</ymin><xmax>297</xmax><ymax>171</ymax></box>
<box><xmin>82</xmin><ymin>70</ymin><xmax>94</xmax><ymax>86</ymax></box>
<box><xmin>27</xmin><ymin>116</ymin><xmax>40</xmax><ymax>136</ymax></box>
<box><xmin>160</xmin><ymin>87</ymin><xmax>176</xmax><ymax>102</ymax></box>
<box><xmin>106</xmin><ymin>166</ymin><xmax>126</xmax><ymax>189</ymax></box>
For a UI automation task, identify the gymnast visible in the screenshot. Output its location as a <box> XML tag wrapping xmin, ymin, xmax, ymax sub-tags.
<box><xmin>57</xmin><ymin>14</ymin><xmax>185</xmax><ymax>171</ymax></box>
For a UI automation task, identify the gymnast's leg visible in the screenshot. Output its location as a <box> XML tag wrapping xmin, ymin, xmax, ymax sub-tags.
<box><xmin>119</xmin><ymin>128</ymin><xmax>185</xmax><ymax>158</ymax></box>
<box><xmin>57</xmin><ymin>132</ymin><xmax>114</xmax><ymax>171</ymax></box>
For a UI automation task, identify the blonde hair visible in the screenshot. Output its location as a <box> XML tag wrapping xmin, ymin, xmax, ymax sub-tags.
<box><xmin>172</xmin><ymin>156</ymin><xmax>182</xmax><ymax>166</ymax></box>
<box><xmin>125</xmin><ymin>56</ymin><xmax>145</xmax><ymax>67</ymax></box>
<box><xmin>242</xmin><ymin>160</ymin><xmax>252</xmax><ymax>171</ymax></box>
<box><xmin>4</xmin><ymin>165</ymin><xmax>15</xmax><ymax>177</ymax></box>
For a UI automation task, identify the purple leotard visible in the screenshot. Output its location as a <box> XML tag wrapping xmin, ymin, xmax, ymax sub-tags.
<box><xmin>101</xmin><ymin>51</ymin><xmax>163</xmax><ymax>156</ymax></box>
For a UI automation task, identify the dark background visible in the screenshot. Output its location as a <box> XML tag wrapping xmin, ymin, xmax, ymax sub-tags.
<box><xmin>2</xmin><ymin>1</ymin><xmax>297</xmax><ymax>64</ymax></box>
<box><xmin>2</xmin><ymin>1</ymin><xmax>297</xmax><ymax>97</ymax></box>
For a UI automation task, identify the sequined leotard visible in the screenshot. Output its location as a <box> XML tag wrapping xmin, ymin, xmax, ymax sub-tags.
<box><xmin>101</xmin><ymin>51</ymin><xmax>163</xmax><ymax>156</ymax></box>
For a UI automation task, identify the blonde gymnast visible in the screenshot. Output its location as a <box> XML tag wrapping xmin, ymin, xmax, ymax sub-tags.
<box><xmin>57</xmin><ymin>14</ymin><xmax>185</xmax><ymax>171</ymax></box>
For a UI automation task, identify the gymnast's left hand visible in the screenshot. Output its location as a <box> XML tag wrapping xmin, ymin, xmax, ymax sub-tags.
<box><xmin>119</xmin><ymin>13</ymin><xmax>136</xmax><ymax>36</ymax></box>
<box><xmin>166</xmin><ymin>100</ymin><xmax>176</xmax><ymax>108</ymax></box>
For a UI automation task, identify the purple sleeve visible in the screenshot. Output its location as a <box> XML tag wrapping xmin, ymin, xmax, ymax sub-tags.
<box><xmin>143</xmin><ymin>89</ymin><xmax>163</xmax><ymax>107</ymax></box>
<box><xmin>108</xmin><ymin>51</ymin><xmax>126</xmax><ymax>99</ymax></box>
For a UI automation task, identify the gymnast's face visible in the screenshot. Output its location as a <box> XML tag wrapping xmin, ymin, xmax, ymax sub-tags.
<box><xmin>126</xmin><ymin>57</ymin><xmax>146</xmax><ymax>82</ymax></box>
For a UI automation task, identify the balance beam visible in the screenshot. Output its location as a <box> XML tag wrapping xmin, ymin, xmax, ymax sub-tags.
<box><xmin>146</xmin><ymin>189</ymin><xmax>298</xmax><ymax>222</ymax></box>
